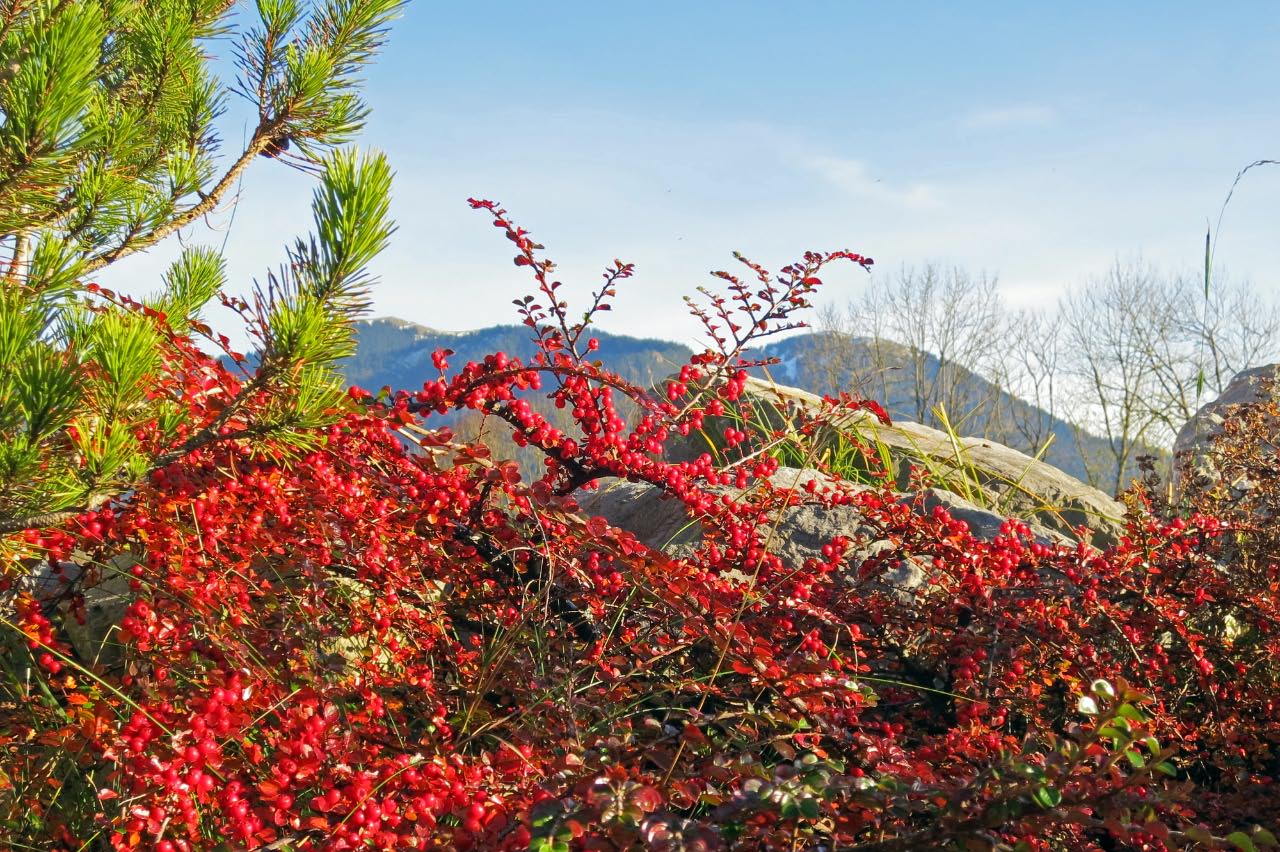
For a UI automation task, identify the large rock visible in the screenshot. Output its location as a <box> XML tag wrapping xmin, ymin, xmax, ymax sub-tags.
<box><xmin>61</xmin><ymin>557</ymin><xmax>135</xmax><ymax>669</ymax></box>
<box><xmin>577</xmin><ymin>469</ymin><xmax>921</xmax><ymax>600</ymax></box>
<box><xmin>1173</xmin><ymin>363</ymin><xmax>1280</xmax><ymax>500</ymax></box>
<box><xmin>577</xmin><ymin>466</ymin><xmax>1068</xmax><ymax>602</ymax></box>
<box><xmin>668</xmin><ymin>377</ymin><xmax>1126</xmax><ymax>547</ymax></box>
<box><xmin>2</xmin><ymin>553</ymin><xmax>135</xmax><ymax>674</ymax></box>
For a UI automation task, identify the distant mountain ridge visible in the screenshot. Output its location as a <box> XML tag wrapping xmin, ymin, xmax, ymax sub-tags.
<box><xmin>337</xmin><ymin>318</ymin><xmax>1124</xmax><ymax>485</ymax></box>
<box><xmin>752</xmin><ymin>333</ymin><xmax>1123</xmax><ymax>484</ymax></box>
<box><xmin>342</xmin><ymin>318</ymin><xmax>693</xmax><ymax>392</ymax></box>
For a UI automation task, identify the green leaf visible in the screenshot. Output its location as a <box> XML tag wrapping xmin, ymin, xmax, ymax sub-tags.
<box><xmin>27</xmin><ymin>235</ymin><xmax>86</xmax><ymax>298</ymax></box>
<box><xmin>780</xmin><ymin>796</ymin><xmax>801</xmax><ymax>819</ymax></box>
<box><xmin>1032</xmin><ymin>786</ymin><xmax>1061</xmax><ymax>809</ymax></box>
<box><xmin>260</xmin><ymin>148</ymin><xmax>394</xmax><ymax>377</ymax></box>
<box><xmin>1227</xmin><ymin>831</ymin><xmax>1258</xmax><ymax>852</ymax></box>
<box><xmin>1185</xmin><ymin>827</ymin><xmax>1215</xmax><ymax>845</ymax></box>
<box><xmin>1116</xmin><ymin>703</ymin><xmax>1145</xmax><ymax>723</ymax></box>
<box><xmin>258</xmin><ymin>0</ymin><xmax>305</xmax><ymax>35</ymax></box>
<box><xmin>307</xmin><ymin>146</ymin><xmax>395</xmax><ymax>311</ymax></box>
<box><xmin>15</xmin><ymin>346</ymin><xmax>81</xmax><ymax>441</ymax></box>
<box><xmin>1253</xmin><ymin>828</ymin><xmax>1279</xmax><ymax>849</ymax></box>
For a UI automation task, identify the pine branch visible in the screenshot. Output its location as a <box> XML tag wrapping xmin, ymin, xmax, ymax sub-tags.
<box><xmin>81</xmin><ymin>120</ymin><xmax>284</xmax><ymax>273</ymax></box>
<box><xmin>0</xmin><ymin>492</ymin><xmax>111</xmax><ymax>536</ymax></box>
<box><xmin>0</xmin><ymin>414</ymin><xmax>283</xmax><ymax>536</ymax></box>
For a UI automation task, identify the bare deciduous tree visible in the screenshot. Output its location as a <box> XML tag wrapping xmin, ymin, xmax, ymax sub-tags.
<box><xmin>1171</xmin><ymin>272</ymin><xmax>1280</xmax><ymax>426</ymax></box>
<box><xmin>993</xmin><ymin>308</ymin><xmax>1064</xmax><ymax>455</ymax></box>
<box><xmin>840</xmin><ymin>264</ymin><xmax>1010</xmax><ymax>433</ymax></box>
<box><xmin>1058</xmin><ymin>260</ymin><xmax>1280</xmax><ymax>493</ymax></box>
<box><xmin>1059</xmin><ymin>261</ymin><xmax>1172</xmax><ymax>493</ymax></box>
<box><xmin>805</xmin><ymin>257</ymin><xmax>1279</xmax><ymax>496</ymax></box>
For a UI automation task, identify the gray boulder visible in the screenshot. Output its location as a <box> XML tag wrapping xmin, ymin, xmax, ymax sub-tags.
<box><xmin>1</xmin><ymin>553</ymin><xmax>135</xmax><ymax>673</ymax></box>
<box><xmin>909</xmin><ymin>486</ymin><xmax>1065</xmax><ymax>545</ymax></box>
<box><xmin>577</xmin><ymin>469</ymin><xmax>921</xmax><ymax>600</ymax></box>
<box><xmin>1173</xmin><ymin>363</ymin><xmax>1280</xmax><ymax>500</ymax></box>
<box><xmin>577</xmin><ymin>466</ymin><xmax>1068</xmax><ymax>602</ymax></box>
<box><xmin>668</xmin><ymin>377</ymin><xmax>1126</xmax><ymax>547</ymax></box>
<box><xmin>62</xmin><ymin>557</ymin><xmax>135</xmax><ymax>668</ymax></box>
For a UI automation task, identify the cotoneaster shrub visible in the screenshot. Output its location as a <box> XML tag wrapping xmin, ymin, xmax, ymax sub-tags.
<box><xmin>2</xmin><ymin>202</ymin><xmax>1278</xmax><ymax>852</ymax></box>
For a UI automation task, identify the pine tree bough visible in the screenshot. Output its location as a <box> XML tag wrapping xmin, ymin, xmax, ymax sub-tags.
<box><xmin>0</xmin><ymin>0</ymin><xmax>403</xmax><ymax>534</ymax></box>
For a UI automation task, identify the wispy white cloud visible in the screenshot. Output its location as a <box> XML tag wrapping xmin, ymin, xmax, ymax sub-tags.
<box><xmin>805</xmin><ymin>156</ymin><xmax>942</xmax><ymax>209</ymax></box>
<box><xmin>960</xmin><ymin>105</ymin><xmax>1057</xmax><ymax>131</ymax></box>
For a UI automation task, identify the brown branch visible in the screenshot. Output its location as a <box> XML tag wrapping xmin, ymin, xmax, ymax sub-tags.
<box><xmin>150</xmin><ymin>370</ymin><xmax>274</xmax><ymax>470</ymax></box>
<box><xmin>0</xmin><ymin>494</ymin><xmax>112</xmax><ymax>536</ymax></box>
<box><xmin>81</xmin><ymin>121</ymin><xmax>282</xmax><ymax>274</ymax></box>
<box><xmin>2</xmin><ymin>228</ymin><xmax>26</xmax><ymax>281</ymax></box>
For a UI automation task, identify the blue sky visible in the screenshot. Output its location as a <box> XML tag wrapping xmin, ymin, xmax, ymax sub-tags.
<box><xmin>108</xmin><ymin>2</ymin><xmax>1280</xmax><ymax>347</ymax></box>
